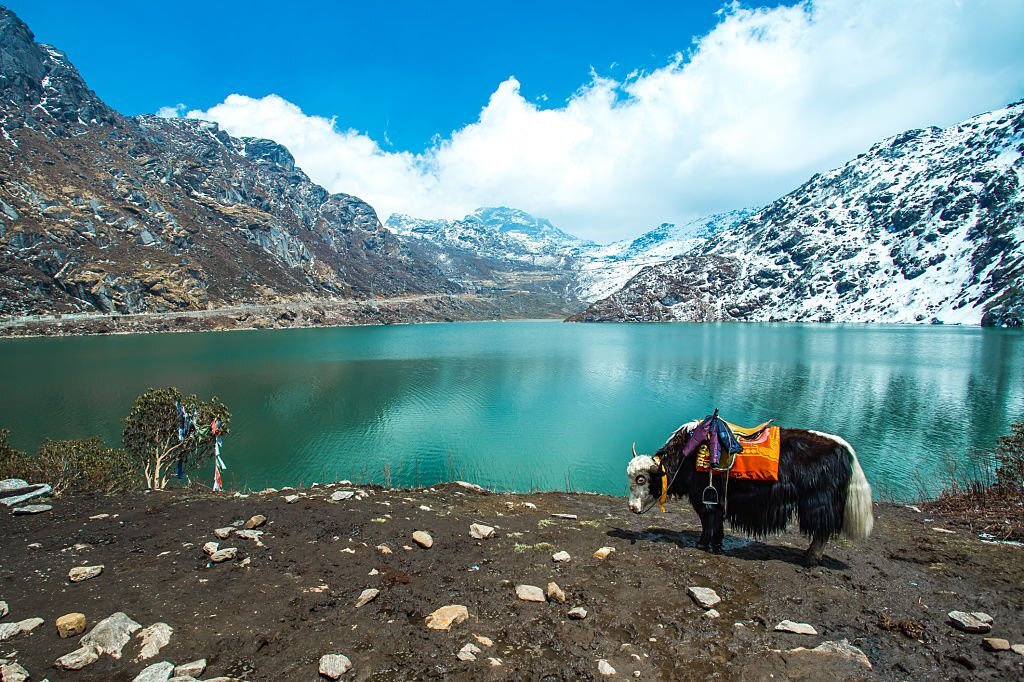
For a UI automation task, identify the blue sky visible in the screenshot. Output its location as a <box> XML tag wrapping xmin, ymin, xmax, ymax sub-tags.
<box><xmin>8</xmin><ymin>1</ymin><xmax>1024</xmax><ymax>241</ymax></box>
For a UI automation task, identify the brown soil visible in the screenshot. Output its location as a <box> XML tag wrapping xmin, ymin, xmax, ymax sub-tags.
<box><xmin>1</xmin><ymin>485</ymin><xmax>1022</xmax><ymax>681</ymax></box>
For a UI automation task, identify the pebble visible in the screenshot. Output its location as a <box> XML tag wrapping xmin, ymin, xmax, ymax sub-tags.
<box><xmin>213</xmin><ymin>527</ymin><xmax>233</xmax><ymax>539</ymax></box>
<box><xmin>568</xmin><ymin>606</ymin><xmax>588</xmax><ymax>620</ymax></box>
<box><xmin>1011</xmin><ymin>644</ymin><xmax>1024</xmax><ymax>655</ymax></box>
<box><xmin>355</xmin><ymin>588</ymin><xmax>380</xmax><ymax>608</ymax></box>
<box><xmin>203</xmin><ymin>542</ymin><xmax>219</xmax><ymax>556</ymax></box>
<box><xmin>54</xmin><ymin>645</ymin><xmax>100</xmax><ymax>670</ymax></box>
<box><xmin>457</xmin><ymin>643</ymin><xmax>481</xmax><ymax>661</ymax></box>
<box><xmin>516</xmin><ymin>584</ymin><xmax>546</xmax><ymax>602</ymax></box>
<box><xmin>551</xmin><ymin>513</ymin><xmax>578</xmax><ymax>520</ymax></box>
<box><xmin>948</xmin><ymin>610</ymin><xmax>994</xmax><ymax>633</ymax></box>
<box><xmin>488</xmin><ymin>657</ymin><xmax>503</xmax><ymax>666</ymax></box>
<box><xmin>210</xmin><ymin>547</ymin><xmax>238</xmax><ymax>563</ymax></box>
<box><xmin>81</xmin><ymin>612</ymin><xmax>141</xmax><ymax>658</ymax></box>
<box><xmin>522</xmin><ymin>502</ymin><xmax>537</xmax><ymax>509</ymax></box>
<box><xmin>12</xmin><ymin>504</ymin><xmax>52</xmax><ymax>514</ymax></box>
<box><xmin>983</xmin><ymin>637</ymin><xmax>1011</xmax><ymax>651</ymax></box>
<box><xmin>598</xmin><ymin>659</ymin><xmax>616</xmax><ymax>676</ymax></box>
<box><xmin>594</xmin><ymin>546</ymin><xmax>616</xmax><ymax>560</ymax></box>
<box><xmin>332</xmin><ymin>490</ymin><xmax>355</xmax><ymax>501</ymax></box>
<box><xmin>318</xmin><ymin>653</ymin><xmax>353</xmax><ymax>679</ymax></box>
<box><xmin>174</xmin><ymin>659</ymin><xmax>207</xmax><ymax>677</ymax></box>
<box><xmin>474</xmin><ymin>634</ymin><xmax>494</xmax><ymax>647</ymax></box>
<box><xmin>775</xmin><ymin>620</ymin><xmax>818</xmax><ymax>635</ymax></box>
<box><xmin>245</xmin><ymin>514</ymin><xmax>267</xmax><ymax>529</ymax></box>
<box><xmin>233</xmin><ymin>529</ymin><xmax>265</xmax><ymax>545</ymax></box>
<box><xmin>425</xmin><ymin>605</ymin><xmax>469</xmax><ymax>630</ymax></box>
<box><xmin>89</xmin><ymin>513</ymin><xmax>111</xmax><ymax>520</ymax></box>
<box><xmin>552</xmin><ymin>551</ymin><xmax>571</xmax><ymax>562</ymax></box>
<box><xmin>26</xmin><ymin>542</ymin><xmax>41</xmax><ymax>549</ymax></box>
<box><xmin>787</xmin><ymin>639</ymin><xmax>872</xmax><ymax>669</ymax></box>
<box><xmin>376</xmin><ymin>544</ymin><xmax>393</xmax><ymax>555</ymax></box>
<box><xmin>284</xmin><ymin>494</ymin><xmax>300</xmax><ymax>503</ymax></box>
<box><xmin>469</xmin><ymin>523</ymin><xmax>495</xmax><ymax>539</ymax></box>
<box><xmin>547</xmin><ymin>582</ymin><xmax>566</xmax><ymax>604</ymax></box>
<box><xmin>0</xmin><ymin>662</ymin><xmax>29</xmax><ymax>682</ymax></box>
<box><xmin>412</xmin><ymin>530</ymin><xmax>433</xmax><ymax>548</ymax></box>
<box><xmin>69</xmin><ymin>565</ymin><xmax>104</xmax><ymax>582</ymax></box>
<box><xmin>686</xmin><ymin>586</ymin><xmax>721</xmax><ymax>609</ymax></box>
<box><xmin>135</xmin><ymin>622</ymin><xmax>173</xmax><ymax>660</ymax></box>
<box><xmin>56</xmin><ymin>612</ymin><xmax>87</xmax><ymax>638</ymax></box>
<box><xmin>704</xmin><ymin>609</ymin><xmax>721</xmax><ymax>619</ymax></box>
<box><xmin>0</xmin><ymin>600</ymin><xmax>7</xmax><ymax>617</ymax></box>
<box><xmin>133</xmin><ymin>660</ymin><xmax>175</xmax><ymax>682</ymax></box>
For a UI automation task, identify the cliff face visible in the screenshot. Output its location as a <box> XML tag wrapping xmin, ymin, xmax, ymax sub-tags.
<box><xmin>0</xmin><ymin>6</ymin><xmax>456</xmax><ymax>316</ymax></box>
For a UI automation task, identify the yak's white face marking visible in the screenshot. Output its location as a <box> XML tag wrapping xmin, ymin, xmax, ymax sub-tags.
<box><xmin>627</xmin><ymin>455</ymin><xmax>658</xmax><ymax>514</ymax></box>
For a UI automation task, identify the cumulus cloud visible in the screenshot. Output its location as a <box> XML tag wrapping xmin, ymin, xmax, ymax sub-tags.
<box><xmin>178</xmin><ymin>0</ymin><xmax>1024</xmax><ymax>242</ymax></box>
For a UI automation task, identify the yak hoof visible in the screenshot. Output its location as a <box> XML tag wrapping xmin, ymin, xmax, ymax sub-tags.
<box><xmin>711</xmin><ymin>544</ymin><xmax>724</xmax><ymax>555</ymax></box>
<box><xmin>804</xmin><ymin>552</ymin><xmax>823</xmax><ymax>567</ymax></box>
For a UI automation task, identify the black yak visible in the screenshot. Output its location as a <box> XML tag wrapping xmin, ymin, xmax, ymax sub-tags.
<box><xmin>627</xmin><ymin>418</ymin><xmax>874</xmax><ymax>565</ymax></box>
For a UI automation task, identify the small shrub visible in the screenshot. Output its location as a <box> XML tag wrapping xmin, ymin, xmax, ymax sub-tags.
<box><xmin>0</xmin><ymin>429</ymin><xmax>36</xmax><ymax>482</ymax></box>
<box><xmin>35</xmin><ymin>437</ymin><xmax>139</xmax><ymax>496</ymax></box>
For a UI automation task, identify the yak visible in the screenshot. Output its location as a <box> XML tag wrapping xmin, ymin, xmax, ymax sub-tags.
<box><xmin>627</xmin><ymin>417</ymin><xmax>874</xmax><ymax>565</ymax></box>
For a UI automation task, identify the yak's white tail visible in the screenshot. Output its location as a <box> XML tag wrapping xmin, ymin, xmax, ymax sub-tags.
<box><xmin>842</xmin><ymin>443</ymin><xmax>874</xmax><ymax>540</ymax></box>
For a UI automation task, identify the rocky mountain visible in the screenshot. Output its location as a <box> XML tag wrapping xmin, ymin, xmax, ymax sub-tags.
<box><xmin>0</xmin><ymin>5</ymin><xmax>454</xmax><ymax>317</ymax></box>
<box><xmin>573</xmin><ymin>102</ymin><xmax>1024</xmax><ymax>326</ymax></box>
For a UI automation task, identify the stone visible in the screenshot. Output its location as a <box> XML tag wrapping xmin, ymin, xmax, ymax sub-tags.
<box><xmin>425</xmin><ymin>605</ymin><xmax>469</xmax><ymax>630</ymax></box>
<box><xmin>69</xmin><ymin>565</ymin><xmax>104</xmax><ymax>582</ymax></box>
<box><xmin>948</xmin><ymin>611</ymin><xmax>994</xmax><ymax>633</ymax></box>
<box><xmin>552</xmin><ymin>551</ymin><xmax>571</xmax><ymax>562</ymax></box>
<box><xmin>0</xmin><ymin>662</ymin><xmax>29</xmax><ymax>682</ymax></box>
<box><xmin>57</xmin><ymin>612</ymin><xmax>87</xmax><ymax>638</ymax></box>
<box><xmin>55</xmin><ymin>644</ymin><xmax>101</xmax><ymax>669</ymax></box>
<box><xmin>516</xmin><ymin>584</ymin><xmax>546</xmax><ymax>602</ymax></box>
<box><xmin>355</xmin><ymin>588</ymin><xmax>379</xmax><ymax>608</ymax></box>
<box><xmin>454</xmin><ymin>481</ymin><xmax>484</xmax><ymax>492</ymax></box>
<box><xmin>318</xmin><ymin>653</ymin><xmax>352</xmax><ymax>679</ymax></box>
<box><xmin>412</xmin><ymin>530</ymin><xmax>433</xmax><ymax>548</ymax></box>
<box><xmin>775</xmin><ymin>620</ymin><xmax>818</xmax><ymax>635</ymax></box>
<box><xmin>457</xmin><ymin>642</ymin><xmax>481</xmax><ymax>661</ymax></box>
<box><xmin>474</xmin><ymin>634</ymin><xmax>494</xmax><ymax>647</ymax></box>
<box><xmin>133</xmin><ymin>660</ymin><xmax>175</xmax><ymax>682</ymax></box>
<box><xmin>12</xmin><ymin>503</ymin><xmax>52</xmax><ymax>514</ymax></box>
<box><xmin>568</xmin><ymin>606</ymin><xmax>588</xmax><ymax>620</ymax></box>
<box><xmin>983</xmin><ymin>637</ymin><xmax>1011</xmax><ymax>651</ymax></box>
<box><xmin>203</xmin><ymin>541</ymin><xmax>219</xmax><ymax>556</ymax></box>
<box><xmin>488</xmin><ymin>657</ymin><xmax>503</xmax><ymax>666</ymax></box>
<box><xmin>210</xmin><ymin>547</ymin><xmax>238</xmax><ymax>563</ymax></box>
<box><xmin>594</xmin><ymin>546</ymin><xmax>616</xmax><ymax>560</ymax></box>
<box><xmin>551</xmin><ymin>513</ymin><xmax>578</xmax><ymax>520</ymax></box>
<box><xmin>17</xmin><ymin>616</ymin><xmax>43</xmax><ymax>632</ymax></box>
<box><xmin>376</xmin><ymin>544</ymin><xmax>393</xmax><ymax>555</ymax></box>
<box><xmin>0</xmin><ymin>481</ymin><xmax>51</xmax><ymax>506</ymax></box>
<box><xmin>522</xmin><ymin>502</ymin><xmax>537</xmax><ymax>509</ymax></box>
<box><xmin>547</xmin><ymin>582</ymin><xmax>566</xmax><ymax>604</ymax></box>
<box><xmin>598</xmin><ymin>659</ymin><xmax>616</xmax><ymax>676</ymax></box>
<box><xmin>704</xmin><ymin>609</ymin><xmax>721</xmax><ymax>619</ymax></box>
<box><xmin>233</xmin><ymin>529</ymin><xmax>265</xmax><ymax>545</ymax></box>
<box><xmin>0</xmin><ymin>600</ymin><xmax>6</xmax><ymax>617</ymax></box>
<box><xmin>213</xmin><ymin>527</ymin><xmax>233</xmax><ymax>539</ymax></box>
<box><xmin>788</xmin><ymin>639</ymin><xmax>872</xmax><ymax>669</ymax></box>
<box><xmin>135</xmin><ymin>622</ymin><xmax>173</xmax><ymax>660</ymax></box>
<box><xmin>80</xmin><ymin>612</ymin><xmax>142</xmax><ymax>658</ymax></box>
<box><xmin>284</xmin><ymin>494</ymin><xmax>300</xmax><ymax>503</ymax></box>
<box><xmin>0</xmin><ymin>622</ymin><xmax>20</xmax><ymax>640</ymax></box>
<box><xmin>469</xmin><ymin>523</ymin><xmax>495</xmax><ymax>539</ymax></box>
<box><xmin>90</xmin><ymin>513</ymin><xmax>112</xmax><ymax>519</ymax></box>
<box><xmin>686</xmin><ymin>586</ymin><xmax>721</xmax><ymax>609</ymax></box>
<box><xmin>1009</xmin><ymin>643</ymin><xmax>1024</xmax><ymax>655</ymax></box>
<box><xmin>245</xmin><ymin>514</ymin><xmax>267</xmax><ymax>529</ymax></box>
<box><xmin>331</xmin><ymin>490</ymin><xmax>355</xmax><ymax>501</ymax></box>
<box><xmin>174</xmin><ymin>659</ymin><xmax>207</xmax><ymax>677</ymax></box>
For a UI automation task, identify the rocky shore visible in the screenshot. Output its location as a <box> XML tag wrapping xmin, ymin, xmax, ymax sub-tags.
<box><xmin>1</xmin><ymin>483</ymin><xmax>1022</xmax><ymax>681</ymax></box>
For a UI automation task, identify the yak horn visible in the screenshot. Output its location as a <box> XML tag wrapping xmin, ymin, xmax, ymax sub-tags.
<box><xmin>632</xmin><ymin>442</ymin><xmax>639</xmax><ymax>458</ymax></box>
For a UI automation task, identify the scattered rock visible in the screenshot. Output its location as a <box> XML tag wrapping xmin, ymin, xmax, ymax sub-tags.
<box><xmin>245</xmin><ymin>514</ymin><xmax>267</xmax><ymax>529</ymax></box>
<box><xmin>457</xmin><ymin>643</ymin><xmax>481</xmax><ymax>661</ymax></box>
<box><xmin>0</xmin><ymin>662</ymin><xmax>29</xmax><ymax>682</ymax></box>
<box><xmin>284</xmin><ymin>494</ymin><xmax>300</xmax><ymax>503</ymax></box>
<box><xmin>487</xmin><ymin>657</ymin><xmax>503</xmax><ymax>667</ymax></box>
<box><xmin>89</xmin><ymin>513</ymin><xmax>111</xmax><ymax>520</ymax></box>
<box><xmin>568</xmin><ymin>606</ymin><xmax>588</xmax><ymax>620</ymax></box>
<box><xmin>0</xmin><ymin>600</ymin><xmax>7</xmax><ymax>617</ymax></box>
<box><xmin>552</xmin><ymin>551</ymin><xmax>571</xmax><ymax>562</ymax></box>
<box><xmin>705</xmin><ymin>609</ymin><xmax>721</xmax><ymax>619</ymax></box>
<box><xmin>522</xmin><ymin>502</ymin><xmax>537</xmax><ymax>509</ymax></box>
<box><xmin>948</xmin><ymin>611</ymin><xmax>994</xmax><ymax>633</ymax></box>
<box><xmin>213</xmin><ymin>527</ymin><xmax>233</xmax><ymax>539</ymax></box>
<box><xmin>983</xmin><ymin>637</ymin><xmax>1011</xmax><ymax>651</ymax></box>
<box><xmin>133</xmin><ymin>660</ymin><xmax>175</xmax><ymax>682</ymax></box>
<box><xmin>425</xmin><ymin>605</ymin><xmax>469</xmax><ymax>630</ymax></box>
<box><xmin>594</xmin><ymin>546</ymin><xmax>616</xmax><ymax>560</ymax></box>
<box><xmin>0</xmin><ymin>622</ymin><xmax>23</xmax><ymax>641</ymax></box>
<box><xmin>598</xmin><ymin>659</ymin><xmax>616</xmax><ymax>676</ymax></box>
<box><xmin>17</xmin><ymin>617</ymin><xmax>43</xmax><ymax>632</ymax></box>
<box><xmin>1011</xmin><ymin>644</ymin><xmax>1024</xmax><ymax>655</ymax></box>
<box><xmin>454</xmin><ymin>481</ymin><xmax>484</xmax><ymax>493</ymax></box>
<box><xmin>135</xmin><ymin>622</ymin><xmax>173</xmax><ymax>660</ymax></box>
<box><xmin>412</xmin><ymin>530</ymin><xmax>433</xmax><ymax>548</ymax></box>
<box><xmin>547</xmin><ymin>582</ymin><xmax>566</xmax><ymax>604</ymax></box>
<box><xmin>26</xmin><ymin>542</ymin><xmax>41</xmax><ymax>549</ymax></box>
<box><xmin>551</xmin><ymin>513</ymin><xmax>578</xmax><ymax>520</ymax></box>
<box><xmin>516</xmin><ymin>585</ymin><xmax>546</xmax><ymax>602</ymax></box>
<box><xmin>203</xmin><ymin>541</ymin><xmax>219</xmax><ymax>556</ymax></box>
<box><xmin>210</xmin><ymin>547</ymin><xmax>238</xmax><ymax>563</ymax></box>
<box><xmin>787</xmin><ymin>639</ymin><xmax>872</xmax><ymax>669</ymax></box>
<box><xmin>69</xmin><ymin>565</ymin><xmax>104</xmax><ymax>582</ymax></box>
<box><xmin>376</xmin><ymin>544</ymin><xmax>393</xmax><ymax>555</ymax></box>
<box><xmin>775</xmin><ymin>620</ymin><xmax>818</xmax><ymax>635</ymax></box>
<box><xmin>474</xmin><ymin>634</ymin><xmax>494</xmax><ymax>647</ymax></box>
<box><xmin>55</xmin><ymin>645</ymin><xmax>101</xmax><ymax>670</ymax></box>
<box><xmin>355</xmin><ymin>588</ymin><xmax>379</xmax><ymax>608</ymax></box>
<box><xmin>233</xmin><ymin>529</ymin><xmax>265</xmax><ymax>545</ymax></box>
<box><xmin>12</xmin><ymin>504</ymin><xmax>52</xmax><ymax>514</ymax></box>
<box><xmin>56</xmin><ymin>612</ymin><xmax>87</xmax><ymax>638</ymax></box>
<box><xmin>318</xmin><ymin>653</ymin><xmax>353</xmax><ymax>679</ymax></box>
<box><xmin>331</xmin><ymin>490</ymin><xmax>355</xmax><ymax>501</ymax></box>
<box><xmin>469</xmin><ymin>523</ymin><xmax>495</xmax><ymax>539</ymax></box>
<box><xmin>81</xmin><ymin>612</ymin><xmax>142</xmax><ymax>658</ymax></box>
<box><xmin>687</xmin><ymin>586</ymin><xmax>721</xmax><ymax>609</ymax></box>
<box><xmin>174</xmin><ymin>659</ymin><xmax>207</xmax><ymax>677</ymax></box>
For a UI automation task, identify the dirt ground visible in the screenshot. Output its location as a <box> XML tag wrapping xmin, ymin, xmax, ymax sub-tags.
<box><xmin>1</xmin><ymin>483</ymin><xmax>1022</xmax><ymax>681</ymax></box>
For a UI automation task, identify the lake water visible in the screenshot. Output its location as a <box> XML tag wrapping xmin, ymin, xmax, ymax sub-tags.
<box><xmin>1</xmin><ymin>321</ymin><xmax>1022</xmax><ymax>501</ymax></box>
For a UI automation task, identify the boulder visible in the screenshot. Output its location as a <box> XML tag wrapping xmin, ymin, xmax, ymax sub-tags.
<box><xmin>594</xmin><ymin>547</ymin><xmax>616</xmax><ymax>560</ymax></box>
<box><xmin>948</xmin><ymin>611</ymin><xmax>994</xmax><ymax>633</ymax></box>
<box><xmin>135</xmin><ymin>622</ymin><xmax>173</xmax><ymax>660</ymax></box>
<box><xmin>355</xmin><ymin>589</ymin><xmax>379</xmax><ymax>608</ymax></box>
<box><xmin>412</xmin><ymin>530</ymin><xmax>433</xmax><ymax>548</ymax></box>
<box><xmin>552</xmin><ymin>551</ymin><xmax>571</xmax><ymax>562</ymax></box>
<box><xmin>775</xmin><ymin>620</ymin><xmax>818</xmax><ymax>635</ymax></box>
<box><xmin>318</xmin><ymin>653</ymin><xmax>352</xmax><ymax>679</ymax></box>
<box><xmin>174</xmin><ymin>659</ymin><xmax>207</xmax><ymax>677</ymax></box>
<box><xmin>469</xmin><ymin>523</ymin><xmax>495</xmax><ymax>539</ymax></box>
<box><xmin>516</xmin><ymin>585</ymin><xmax>546</xmax><ymax>602</ymax></box>
<box><xmin>80</xmin><ymin>611</ymin><xmax>142</xmax><ymax>658</ymax></box>
<box><xmin>568</xmin><ymin>606</ymin><xmax>588</xmax><ymax>620</ymax></box>
<box><xmin>546</xmin><ymin>582</ymin><xmax>566</xmax><ymax>604</ymax></box>
<box><xmin>133</xmin><ymin>661</ymin><xmax>175</xmax><ymax>682</ymax></box>
<box><xmin>686</xmin><ymin>586</ymin><xmax>721</xmax><ymax>609</ymax></box>
<box><xmin>425</xmin><ymin>605</ymin><xmax>469</xmax><ymax>630</ymax></box>
<box><xmin>55</xmin><ymin>645</ymin><xmax>101</xmax><ymax>670</ymax></box>
<box><xmin>69</xmin><ymin>565</ymin><xmax>104</xmax><ymax>582</ymax></box>
<box><xmin>244</xmin><ymin>514</ymin><xmax>267</xmax><ymax>529</ymax></box>
<box><xmin>56</xmin><ymin>612</ymin><xmax>87</xmax><ymax>638</ymax></box>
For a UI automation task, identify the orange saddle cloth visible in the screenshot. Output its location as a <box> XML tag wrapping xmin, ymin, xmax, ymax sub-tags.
<box><xmin>696</xmin><ymin>424</ymin><xmax>781</xmax><ymax>481</ymax></box>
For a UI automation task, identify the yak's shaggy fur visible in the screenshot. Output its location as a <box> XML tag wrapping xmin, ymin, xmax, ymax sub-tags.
<box><xmin>628</xmin><ymin>423</ymin><xmax>874</xmax><ymax>565</ymax></box>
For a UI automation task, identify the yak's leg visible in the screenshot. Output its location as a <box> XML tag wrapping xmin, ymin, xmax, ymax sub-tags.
<box><xmin>804</xmin><ymin>531</ymin><xmax>828</xmax><ymax>566</ymax></box>
<box><xmin>710</xmin><ymin>504</ymin><xmax>725</xmax><ymax>554</ymax></box>
<box><xmin>695</xmin><ymin>505</ymin><xmax>715</xmax><ymax>551</ymax></box>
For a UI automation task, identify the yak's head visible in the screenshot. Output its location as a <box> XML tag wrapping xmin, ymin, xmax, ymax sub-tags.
<box><xmin>627</xmin><ymin>443</ymin><xmax>663</xmax><ymax>514</ymax></box>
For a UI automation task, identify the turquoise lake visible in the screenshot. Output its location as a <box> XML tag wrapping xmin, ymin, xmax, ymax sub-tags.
<box><xmin>1</xmin><ymin>321</ymin><xmax>1022</xmax><ymax>500</ymax></box>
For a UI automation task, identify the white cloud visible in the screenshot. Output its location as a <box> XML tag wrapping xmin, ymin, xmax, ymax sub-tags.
<box><xmin>156</xmin><ymin>103</ymin><xmax>186</xmax><ymax>119</ymax></box>
<box><xmin>180</xmin><ymin>0</ymin><xmax>1024</xmax><ymax>243</ymax></box>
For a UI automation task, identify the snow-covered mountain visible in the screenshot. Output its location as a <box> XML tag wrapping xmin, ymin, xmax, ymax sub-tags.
<box><xmin>573</xmin><ymin>102</ymin><xmax>1024</xmax><ymax>326</ymax></box>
